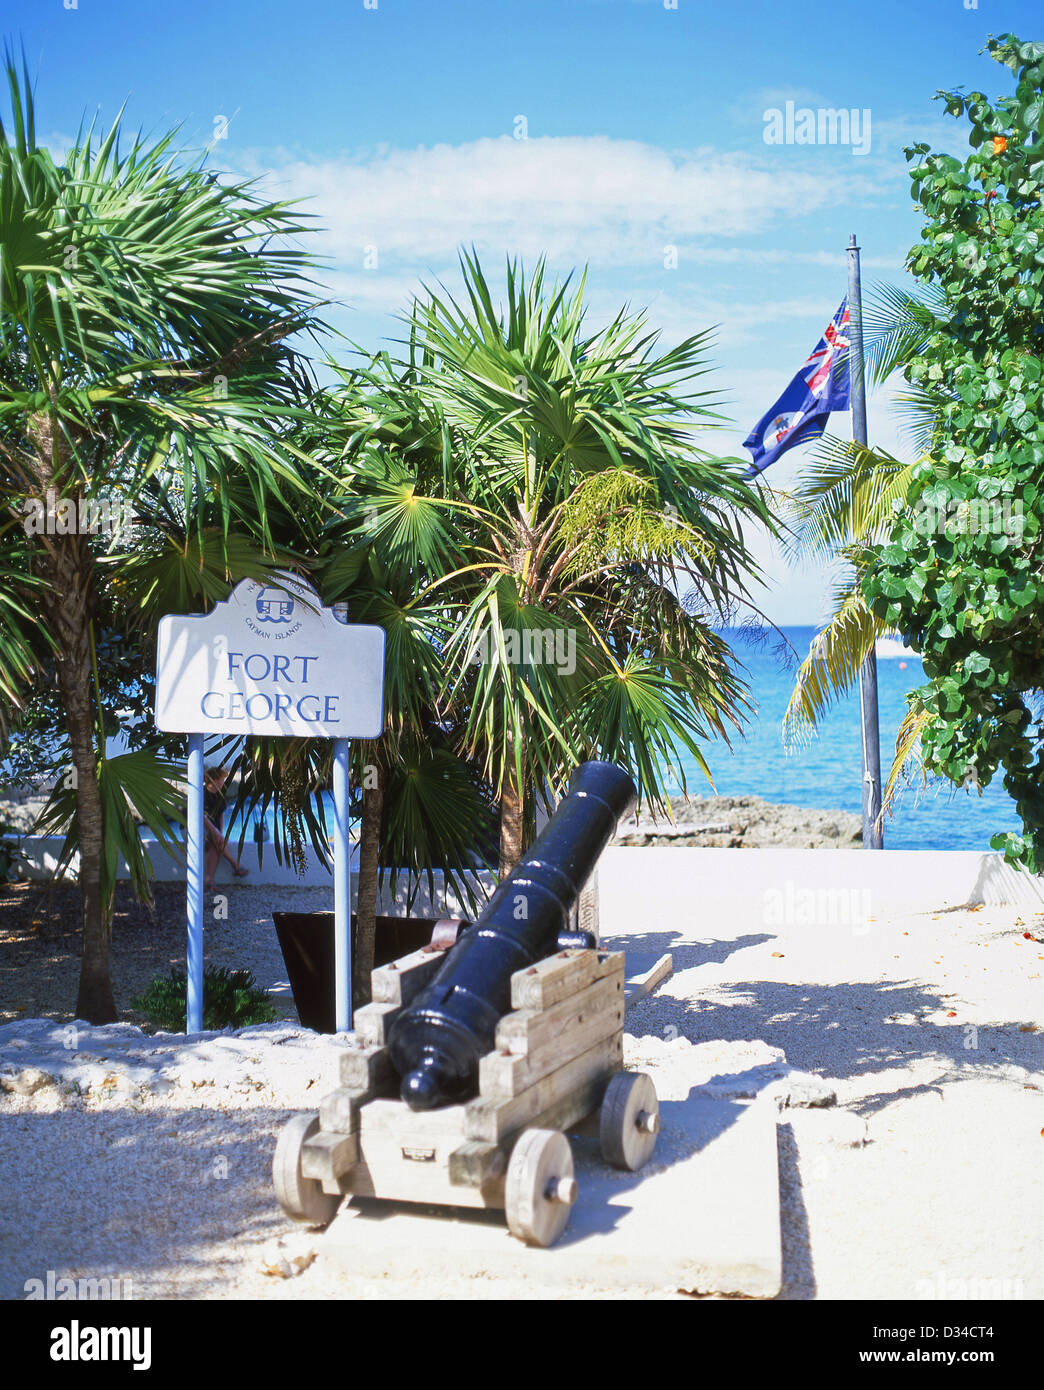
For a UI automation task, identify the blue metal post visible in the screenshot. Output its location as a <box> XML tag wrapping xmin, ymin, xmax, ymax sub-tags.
<box><xmin>186</xmin><ymin>733</ymin><xmax>205</xmax><ymax>1033</ymax></box>
<box><xmin>332</xmin><ymin>738</ymin><xmax>352</xmax><ymax>1031</ymax></box>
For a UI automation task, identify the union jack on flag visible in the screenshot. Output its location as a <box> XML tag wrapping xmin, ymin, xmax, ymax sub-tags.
<box><xmin>803</xmin><ymin>301</ymin><xmax>850</xmax><ymax>393</ymax></box>
<box><xmin>743</xmin><ymin>297</ymin><xmax>852</xmax><ymax>475</ymax></box>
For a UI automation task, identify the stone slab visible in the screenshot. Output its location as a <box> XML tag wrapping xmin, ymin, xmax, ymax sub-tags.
<box><xmin>321</xmin><ymin>1093</ymin><xmax>781</xmax><ymax>1296</ymax></box>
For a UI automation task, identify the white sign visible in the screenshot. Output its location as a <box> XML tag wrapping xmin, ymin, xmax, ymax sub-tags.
<box><xmin>155</xmin><ymin>575</ymin><xmax>385</xmax><ymax>738</ymax></box>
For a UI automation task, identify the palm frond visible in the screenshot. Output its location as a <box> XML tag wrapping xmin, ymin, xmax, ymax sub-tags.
<box><xmin>376</xmin><ymin>739</ymin><xmax>497</xmax><ymax>915</ymax></box>
<box><xmin>34</xmin><ymin>748</ymin><xmax>185</xmax><ymax>907</ymax></box>
<box><xmin>781</xmin><ymin>435</ymin><xmax>916</xmax><ymax>562</ymax></box>
<box><xmin>782</xmin><ymin>580</ymin><xmax>886</xmax><ymax>748</ymax></box>
<box><xmin>882</xmin><ymin>698</ymin><xmax>932</xmax><ymax>814</ymax></box>
<box><xmin>863</xmin><ymin>282</ymin><xmax>948</xmax><ymax>386</ymax></box>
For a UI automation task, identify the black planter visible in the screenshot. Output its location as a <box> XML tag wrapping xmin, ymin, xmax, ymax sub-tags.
<box><xmin>272</xmin><ymin>912</ymin><xmax>438</xmax><ymax>1033</ymax></box>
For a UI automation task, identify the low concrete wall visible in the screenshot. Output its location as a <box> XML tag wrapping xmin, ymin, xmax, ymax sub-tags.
<box><xmin>10</xmin><ymin>837</ymin><xmax>1044</xmax><ymax>919</ymax></box>
<box><xmin>596</xmin><ymin>846</ymin><xmax>1044</xmax><ymax>939</ymax></box>
<box><xmin>10</xmin><ymin>835</ymin><xmax>496</xmax><ymax>918</ymax></box>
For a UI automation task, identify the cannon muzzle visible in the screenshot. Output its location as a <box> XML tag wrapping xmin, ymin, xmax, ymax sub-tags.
<box><xmin>387</xmin><ymin>761</ymin><xmax>637</xmax><ymax>1110</ymax></box>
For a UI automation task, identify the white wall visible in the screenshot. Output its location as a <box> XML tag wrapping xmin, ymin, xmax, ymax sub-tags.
<box><xmin>10</xmin><ymin>837</ymin><xmax>1044</xmax><ymax>918</ymax></box>
<box><xmin>11</xmin><ymin>835</ymin><xmax>495</xmax><ymax>917</ymax></box>
<box><xmin>595</xmin><ymin>847</ymin><xmax>1044</xmax><ymax>939</ymax></box>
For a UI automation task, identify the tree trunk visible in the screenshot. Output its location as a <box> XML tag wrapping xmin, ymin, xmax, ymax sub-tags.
<box><xmin>354</xmin><ymin>755</ymin><xmax>384</xmax><ymax>1009</ymax></box>
<box><xmin>498</xmin><ymin>543</ymin><xmax>531</xmax><ymax>879</ymax></box>
<box><xmin>498</xmin><ymin>737</ymin><xmax>525</xmax><ymax>879</ymax></box>
<box><xmin>27</xmin><ymin>413</ymin><xmax>115</xmax><ymax>1023</ymax></box>
<box><xmin>62</xmin><ymin>626</ymin><xmax>113</xmax><ymax>1023</ymax></box>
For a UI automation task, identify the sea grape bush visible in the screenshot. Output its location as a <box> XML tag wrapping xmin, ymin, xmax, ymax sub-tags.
<box><xmin>864</xmin><ymin>35</ymin><xmax>1044</xmax><ymax>871</ymax></box>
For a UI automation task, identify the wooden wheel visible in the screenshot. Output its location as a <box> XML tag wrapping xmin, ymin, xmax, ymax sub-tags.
<box><xmin>504</xmin><ymin>1129</ymin><xmax>577</xmax><ymax>1248</ymax></box>
<box><xmin>273</xmin><ymin>1113</ymin><xmax>342</xmax><ymax>1226</ymax></box>
<box><xmin>600</xmin><ymin>1071</ymin><xmax>659</xmax><ymax>1171</ymax></box>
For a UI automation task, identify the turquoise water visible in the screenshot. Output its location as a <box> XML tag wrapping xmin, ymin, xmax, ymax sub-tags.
<box><xmin>679</xmin><ymin>626</ymin><xmax>1021</xmax><ymax>852</ymax></box>
<box><xmin>207</xmin><ymin>625</ymin><xmax>1021</xmax><ymax>854</ymax></box>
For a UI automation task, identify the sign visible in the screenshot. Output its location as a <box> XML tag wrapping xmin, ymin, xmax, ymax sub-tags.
<box><xmin>155</xmin><ymin>574</ymin><xmax>385</xmax><ymax>738</ymax></box>
<box><xmin>155</xmin><ymin>573</ymin><xmax>385</xmax><ymax>1034</ymax></box>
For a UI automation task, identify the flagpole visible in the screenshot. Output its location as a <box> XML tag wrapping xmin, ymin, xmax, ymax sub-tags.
<box><xmin>847</xmin><ymin>233</ymin><xmax>884</xmax><ymax>850</ymax></box>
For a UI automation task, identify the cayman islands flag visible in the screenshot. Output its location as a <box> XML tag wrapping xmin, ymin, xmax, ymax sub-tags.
<box><xmin>743</xmin><ymin>299</ymin><xmax>851</xmax><ymax>475</ymax></box>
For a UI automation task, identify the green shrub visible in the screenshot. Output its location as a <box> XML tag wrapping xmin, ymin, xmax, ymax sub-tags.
<box><xmin>0</xmin><ymin>820</ymin><xmax>26</xmax><ymax>883</ymax></box>
<box><xmin>131</xmin><ymin>966</ymin><xmax>278</xmax><ymax>1031</ymax></box>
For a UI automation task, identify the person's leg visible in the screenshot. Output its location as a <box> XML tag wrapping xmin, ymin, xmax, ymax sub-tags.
<box><xmin>204</xmin><ymin>835</ymin><xmax>220</xmax><ymax>890</ymax></box>
<box><xmin>220</xmin><ymin>839</ymin><xmax>248</xmax><ymax>875</ymax></box>
<box><xmin>214</xmin><ymin>818</ymin><xmax>248</xmax><ymax>876</ymax></box>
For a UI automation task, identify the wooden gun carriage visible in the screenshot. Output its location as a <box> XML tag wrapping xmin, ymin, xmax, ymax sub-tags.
<box><xmin>274</xmin><ymin>940</ymin><xmax>660</xmax><ymax>1247</ymax></box>
<box><xmin>274</xmin><ymin>761</ymin><xmax>660</xmax><ymax>1249</ymax></box>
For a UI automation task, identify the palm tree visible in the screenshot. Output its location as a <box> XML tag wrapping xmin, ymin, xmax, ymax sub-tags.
<box><xmin>0</xmin><ymin>55</ymin><xmax>319</xmax><ymax>1021</ymax></box>
<box><xmin>303</xmin><ymin>364</ymin><xmax>499</xmax><ymax>999</ymax></box>
<box><xmin>393</xmin><ymin>252</ymin><xmax>779</xmax><ymax>872</ymax></box>
<box><xmin>780</xmin><ymin>283</ymin><xmax>952</xmax><ymax>809</ymax></box>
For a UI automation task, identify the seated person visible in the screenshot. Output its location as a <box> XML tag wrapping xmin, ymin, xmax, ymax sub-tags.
<box><xmin>202</xmin><ymin>767</ymin><xmax>249</xmax><ymax>891</ymax></box>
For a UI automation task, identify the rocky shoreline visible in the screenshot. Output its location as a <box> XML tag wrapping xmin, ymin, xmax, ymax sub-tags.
<box><xmin>613</xmin><ymin>794</ymin><xmax>862</xmax><ymax>849</ymax></box>
<box><xmin>2</xmin><ymin>785</ymin><xmax>862</xmax><ymax>851</ymax></box>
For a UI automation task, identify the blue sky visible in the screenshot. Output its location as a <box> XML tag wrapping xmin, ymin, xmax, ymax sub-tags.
<box><xmin>12</xmin><ymin>0</ymin><xmax>1041</xmax><ymax>623</ymax></box>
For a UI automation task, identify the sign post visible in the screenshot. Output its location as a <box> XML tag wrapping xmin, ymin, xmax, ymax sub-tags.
<box><xmin>186</xmin><ymin>732</ymin><xmax>205</xmax><ymax>1033</ymax></box>
<box><xmin>156</xmin><ymin>574</ymin><xmax>385</xmax><ymax>1035</ymax></box>
<box><xmin>332</xmin><ymin>737</ymin><xmax>351</xmax><ymax>1033</ymax></box>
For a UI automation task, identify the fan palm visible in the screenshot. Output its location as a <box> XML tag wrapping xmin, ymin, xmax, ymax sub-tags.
<box><xmin>395</xmin><ymin>252</ymin><xmax>779</xmax><ymax>872</ymax></box>
<box><xmin>0</xmin><ymin>55</ymin><xmax>320</xmax><ymax>1021</ymax></box>
<box><xmin>246</xmin><ymin>408</ymin><xmax>500</xmax><ymax>1003</ymax></box>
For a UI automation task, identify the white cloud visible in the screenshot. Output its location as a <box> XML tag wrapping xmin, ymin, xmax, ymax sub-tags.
<box><xmin>677</xmin><ymin>247</ymin><xmax>906</xmax><ymax>270</ymax></box>
<box><xmin>619</xmin><ymin>291</ymin><xmax>847</xmax><ymax>351</ymax></box>
<box><xmin>234</xmin><ymin>133</ymin><xmax>917</xmax><ymax>626</ymax></box>
<box><xmin>248</xmin><ymin>134</ymin><xmax>877</xmax><ymax>275</ymax></box>
<box><xmin>317</xmin><ymin>268</ymin><xmax>427</xmax><ymax>318</ymax></box>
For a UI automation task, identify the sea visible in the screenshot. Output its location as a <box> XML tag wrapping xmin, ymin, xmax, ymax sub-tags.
<box><xmin>677</xmin><ymin>625</ymin><xmax>1021</xmax><ymax>853</ymax></box>
<box><xmin>219</xmin><ymin>625</ymin><xmax>1020</xmax><ymax>854</ymax></box>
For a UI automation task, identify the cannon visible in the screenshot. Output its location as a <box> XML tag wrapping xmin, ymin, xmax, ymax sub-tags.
<box><xmin>388</xmin><ymin>760</ymin><xmax>638</xmax><ymax>1110</ymax></box>
<box><xmin>273</xmin><ymin>760</ymin><xmax>668</xmax><ymax>1248</ymax></box>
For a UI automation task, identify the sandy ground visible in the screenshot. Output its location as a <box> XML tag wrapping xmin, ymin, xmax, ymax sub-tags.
<box><xmin>0</xmin><ymin>882</ymin><xmax>316</xmax><ymax>1027</ymax></box>
<box><xmin>619</xmin><ymin>895</ymin><xmax>1043</xmax><ymax>1300</ymax></box>
<box><xmin>1</xmin><ymin>882</ymin><xmax>1041</xmax><ymax>1301</ymax></box>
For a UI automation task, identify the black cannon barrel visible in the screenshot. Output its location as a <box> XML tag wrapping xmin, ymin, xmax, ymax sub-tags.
<box><xmin>387</xmin><ymin>761</ymin><xmax>637</xmax><ymax>1110</ymax></box>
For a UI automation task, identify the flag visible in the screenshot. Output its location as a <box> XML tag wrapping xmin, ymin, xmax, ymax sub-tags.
<box><xmin>743</xmin><ymin>299</ymin><xmax>851</xmax><ymax>475</ymax></box>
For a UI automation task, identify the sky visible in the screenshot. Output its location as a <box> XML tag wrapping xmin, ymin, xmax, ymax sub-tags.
<box><xmin>10</xmin><ymin>0</ymin><xmax>1041</xmax><ymax>625</ymax></box>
